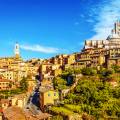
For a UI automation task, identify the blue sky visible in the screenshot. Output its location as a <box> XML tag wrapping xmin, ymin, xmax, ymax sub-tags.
<box><xmin>0</xmin><ymin>0</ymin><xmax>120</xmax><ymax>59</ymax></box>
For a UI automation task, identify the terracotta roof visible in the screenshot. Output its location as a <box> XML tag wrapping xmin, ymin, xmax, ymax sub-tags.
<box><xmin>4</xmin><ymin>106</ymin><xmax>51</xmax><ymax>120</ymax></box>
<box><xmin>39</xmin><ymin>86</ymin><xmax>54</xmax><ymax>93</ymax></box>
<box><xmin>0</xmin><ymin>78</ymin><xmax>10</xmax><ymax>82</ymax></box>
<box><xmin>13</xmin><ymin>94</ymin><xmax>27</xmax><ymax>100</ymax></box>
<box><xmin>0</xmin><ymin>99</ymin><xmax>9</xmax><ymax>104</ymax></box>
<box><xmin>0</xmin><ymin>108</ymin><xmax>3</xmax><ymax>113</ymax></box>
<box><xmin>3</xmin><ymin>106</ymin><xmax>26</xmax><ymax>120</ymax></box>
<box><xmin>25</xmin><ymin>110</ymin><xmax>52</xmax><ymax>120</ymax></box>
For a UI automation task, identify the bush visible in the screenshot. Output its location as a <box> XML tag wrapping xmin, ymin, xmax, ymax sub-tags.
<box><xmin>51</xmin><ymin>115</ymin><xmax>63</xmax><ymax>120</ymax></box>
<box><xmin>53</xmin><ymin>77</ymin><xmax>67</xmax><ymax>90</ymax></box>
<box><xmin>63</xmin><ymin>76</ymin><xmax>120</xmax><ymax>119</ymax></box>
<box><xmin>81</xmin><ymin>68</ymin><xmax>97</xmax><ymax>76</ymax></box>
<box><xmin>99</xmin><ymin>68</ymin><xmax>114</xmax><ymax>81</ymax></box>
<box><xmin>112</xmin><ymin>65</ymin><xmax>120</xmax><ymax>73</ymax></box>
<box><xmin>19</xmin><ymin>77</ymin><xmax>28</xmax><ymax>91</ymax></box>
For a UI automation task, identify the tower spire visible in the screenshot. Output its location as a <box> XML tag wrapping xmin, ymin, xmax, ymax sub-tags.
<box><xmin>14</xmin><ymin>42</ymin><xmax>20</xmax><ymax>58</ymax></box>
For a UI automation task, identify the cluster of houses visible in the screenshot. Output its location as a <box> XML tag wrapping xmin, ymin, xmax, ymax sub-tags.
<box><xmin>39</xmin><ymin>21</ymin><xmax>120</xmax><ymax>82</ymax></box>
<box><xmin>0</xmin><ymin>43</ymin><xmax>40</xmax><ymax>91</ymax></box>
<box><xmin>1</xmin><ymin>21</ymin><xmax>120</xmax><ymax>119</ymax></box>
<box><xmin>37</xmin><ymin>21</ymin><xmax>120</xmax><ymax>112</ymax></box>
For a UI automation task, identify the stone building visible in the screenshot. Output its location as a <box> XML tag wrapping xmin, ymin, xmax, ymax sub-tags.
<box><xmin>84</xmin><ymin>21</ymin><xmax>120</xmax><ymax>50</ymax></box>
<box><xmin>0</xmin><ymin>43</ymin><xmax>39</xmax><ymax>82</ymax></box>
<box><xmin>39</xmin><ymin>86</ymin><xmax>59</xmax><ymax>111</ymax></box>
<box><xmin>0</xmin><ymin>77</ymin><xmax>14</xmax><ymax>91</ymax></box>
<box><xmin>75</xmin><ymin>21</ymin><xmax>120</xmax><ymax>68</ymax></box>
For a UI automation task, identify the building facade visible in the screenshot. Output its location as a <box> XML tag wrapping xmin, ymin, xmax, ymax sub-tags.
<box><xmin>75</xmin><ymin>21</ymin><xmax>120</xmax><ymax>68</ymax></box>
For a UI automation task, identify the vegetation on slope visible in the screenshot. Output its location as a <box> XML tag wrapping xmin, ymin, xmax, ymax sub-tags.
<box><xmin>51</xmin><ymin>67</ymin><xmax>120</xmax><ymax>119</ymax></box>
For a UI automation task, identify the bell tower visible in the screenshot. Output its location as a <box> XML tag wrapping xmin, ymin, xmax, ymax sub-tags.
<box><xmin>14</xmin><ymin>42</ymin><xmax>20</xmax><ymax>58</ymax></box>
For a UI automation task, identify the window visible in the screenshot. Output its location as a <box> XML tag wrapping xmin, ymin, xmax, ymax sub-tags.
<box><xmin>54</xmin><ymin>93</ymin><xmax>56</xmax><ymax>96</ymax></box>
<box><xmin>48</xmin><ymin>93</ymin><xmax>50</xmax><ymax>96</ymax></box>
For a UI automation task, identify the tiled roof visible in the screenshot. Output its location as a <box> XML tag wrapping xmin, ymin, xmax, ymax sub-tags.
<box><xmin>0</xmin><ymin>78</ymin><xmax>10</xmax><ymax>82</ymax></box>
<box><xmin>39</xmin><ymin>85</ymin><xmax>54</xmax><ymax>93</ymax></box>
<box><xmin>3</xmin><ymin>106</ymin><xmax>26</xmax><ymax>120</ymax></box>
<box><xmin>25</xmin><ymin>110</ymin><xmax>52</xmax><ymax>120</ymax></box>
<box><xmin>0</xmin><ymin>99</ymin><xmax>9</xmax><ymax>104</ymax></box>
<box><xmin>4</xmin><ymin>106</ymin><xmax>52</xmax><ymax>120</ymax></box>
<box><xmin>0</xmin><ymin>108</ymin><xmax>3</xmax><ymax>113</ymax></box>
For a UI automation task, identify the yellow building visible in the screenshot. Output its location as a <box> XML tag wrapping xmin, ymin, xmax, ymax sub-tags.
<box><xmin>41</xmin><ymin>76</ymin><xmax>54</xmax><ymax>86</ymax></box>
<box><xmin>0</xmin><ymin>77</ymin><xmax>13</xmax><ymax>91</ymax></box>
<box><xmin>0</xmin><ymin>114</ymin><xmax>2</xmax><ymax>120</ymax></box>
<box><xmin>67</xmin><ymin>54</ymin><xmax>76</xmax><ymax>65</ymax></box>
<box><xmin>40</xmin><ymin>64</ymin><xmax>52</xmax><ymax>74</ymax></box>
<box><xmin>107</xmin><ymin>57</ymin><xmax>120</xmax><ymax>68</ymax></box>
<box><xmin>0</xmin><ymin>69</ymin><xmax>14</xmax><ymax>81</ymax></box>
<box><xmin>75</xmin><ymin>21</ymin><xmax>120</xmax><ymax>68</ymax></box>
<box><xmin>52</xmin><ymin>68</ymin><xmax>62</xmax><ymax>77</ymax></box>
<box><xmin>0</xmin><ymin>99</ymin><xmax>10</xmax><ymax>110</ymax></box>
<box><xmin>11</xmin><ymin>94</ymin><xmax>27</xmax><ymax>109</ymax></box>
<box><xmin>27</xmin><ymin>78</ymin><xmax>36</xmax><ymax>92</ymax></box>
<box><xmin>39</xmin><ymin>86</ymin><xmax>59</xmax><ymax>111</ymax></box>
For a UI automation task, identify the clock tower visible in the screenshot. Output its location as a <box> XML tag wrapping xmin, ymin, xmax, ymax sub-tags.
<box><xmin>14</xmin><ymin>42</ymin><xmax>20</xmax><ymax>58</ymax></box>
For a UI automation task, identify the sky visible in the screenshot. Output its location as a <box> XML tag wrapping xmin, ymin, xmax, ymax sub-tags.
<box><xmin>0</xmin><ymin>0</ymin><xmax>120</xmax><ymax>60</ymax></box>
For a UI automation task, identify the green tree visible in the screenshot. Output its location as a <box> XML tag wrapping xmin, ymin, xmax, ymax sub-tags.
<box><xmin>99</xmin><ymin>68</ymin><xmax>114</xmax><ymax>81</ymax></box>
<box><xmin>81</xmin><ymin>68</ymin><xmax>97</xmax><ymax>76</ymax></box>
<box><xmin>112</xmin><ymin>65</ymin><xmax>120</xmax><ymax>73</ymax></box>
<box><xmin>53</xmin><ymin>77</ymin><xmax>67</xmax><ymax>90</ymax></box>
<box><xmin>51</xmin><ymin>115</ymin><xmax>63</xmax><ymax>120</ymax></box>
<box><xmin>20</xmin><ymin>77</ymin><xmax>28</xmax><ymax>91</ymax></box>
<box><xmin>63</xmin><ymin>75</ymin><xmax>120</xmax><ymax>119</ymax></box>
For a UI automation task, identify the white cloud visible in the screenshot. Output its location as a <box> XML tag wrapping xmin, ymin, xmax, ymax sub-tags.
<box><xmin>89</xmin><ymin>0</ymin><xmax>120</xmax><ymax>40</ymax></box>
<box><xmin>21</xmin><ymin>44</ymin><xmax>59</xmax><ymax>54</ymax></box>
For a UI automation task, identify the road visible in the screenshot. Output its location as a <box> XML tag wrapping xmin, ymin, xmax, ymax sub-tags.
<box><xmin>25</xmin><ymin>82</ymin><xmax>42</xmax><ymax>115</ymax></box>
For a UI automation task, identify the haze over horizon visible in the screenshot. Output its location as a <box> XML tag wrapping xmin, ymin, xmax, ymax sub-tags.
<box><xmin>0</xmin><ymin>0</ymin><xmax>120</xmax><ymax>59</ymax></box>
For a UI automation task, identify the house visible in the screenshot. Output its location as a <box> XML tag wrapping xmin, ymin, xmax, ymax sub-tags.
<box><xmin>0</xmin><ymin>77</ymin><xmax>13</xmax><ymax>91</ymax></box>
<box><xmin>39</xmin><ymin>86</ymin><xmax>59</xmax><ymax>111</ymax></box>
<box><xmin>11</xmin><ymin>94</ymin><xmax>27</xmax><ymax>108</ymax></box>
<box><xmin>0</xmin><ymin>99</ymin><xmax>10</xmax><ymax>110</ymax></box>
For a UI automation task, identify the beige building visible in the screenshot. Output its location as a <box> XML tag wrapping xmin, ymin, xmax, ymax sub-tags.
<box><xmin>0</xmin><ymin>77</ymin><xmax>14</xmax><ymax>91</ymax></box>
<box><xmin>0</xmin><ymin>43</ymin><xmax>39</xmax><ymax>82</ymax></box>
<box><xmin>0</xmin><ymin>68</ymin><xmax>14</xmax><ymax>81</ymax></box>
<box><xmin>0</xmin><ymin>99</ymin><xmax>10</xmax><ymax>110</ymax></box>
<box><xmin>74</xmin><ymin>21</ymin><xmax>120</xmax><ymax>68</ymax></box>
<box><xmin>84</xmin><ymin>21</ymin><xmax>120</xmax><ymax>50</ymax></box>
<box><xmin>39</xmin><ymin>86</ymin><xmax>59</xmax><ymax>111</ymax></box>
<box><xmin>11</xmin><ymin>94</ymin><xmax>27</xmax><ymax>109</ymax></box>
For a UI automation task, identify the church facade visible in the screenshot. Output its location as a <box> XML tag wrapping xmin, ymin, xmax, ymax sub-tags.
<box><xmin>84</xmin><ymin>21</ymin><xmax>120</xmax><ymax>50</ymax></box>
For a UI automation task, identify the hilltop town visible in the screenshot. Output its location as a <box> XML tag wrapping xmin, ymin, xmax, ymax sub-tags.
<box><xmin>0</xmin><ymin>21</ymin><xmax>120</xmax><ymax>120</ymax></box>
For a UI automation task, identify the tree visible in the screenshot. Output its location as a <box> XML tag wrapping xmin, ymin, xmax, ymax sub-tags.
<box><xmin>53</xmin><ymin>77</ymin><xmax>67</xmax><ymax>89</ymax></box>
<box><xmin>19</xmin><ymin>77</ymin><xmax>28</xmax><ymax>91</ymax></box>
<box><xmin>112</xmin><ymin>65</ymin><xmax>120</xmax><ymax>73</ymax></box>
<box><xmin>51</xmin><ymin>115</ymin><xmax>63</xmax><ymax>120</ymax></box>
<box><xmin>99</xmin><ymin>68</ymin><xmax>114</xmax><ymax>81</ymax></box>
<box><xmin>81</xmin><ymin>68</ymin><xmax>97</xmax><ymax>76</ymax></box>
<box><xmin>63</xmin><ymin>75</ymin><xmax>120</xmax><ymax>119</ymax></box>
